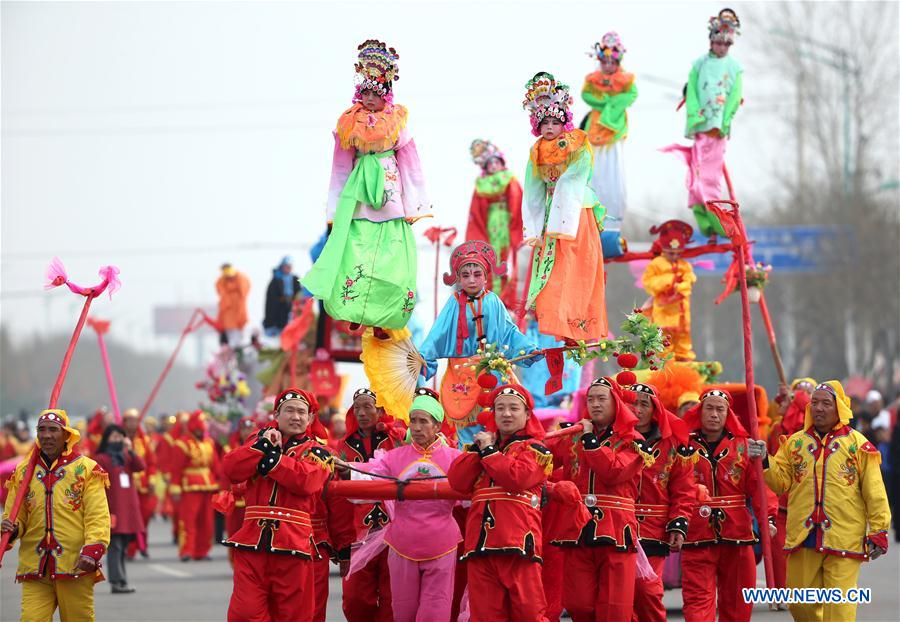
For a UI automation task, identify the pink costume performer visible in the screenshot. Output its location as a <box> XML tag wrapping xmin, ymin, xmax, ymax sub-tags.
<box><xmin>662</xmin><ymin>9</ymin><xmax>742</xmax><ymax>240</ymax></box>
<box><xmin>348</xmin><ymin>392</ymin><xmax>462</xmax><ymax>622</ymax></box>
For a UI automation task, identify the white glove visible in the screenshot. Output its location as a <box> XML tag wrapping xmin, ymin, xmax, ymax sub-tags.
<box><xmin>748</xmin><ymin>439</ymin><xmax>767</xmax><ymax>459</ymax></box>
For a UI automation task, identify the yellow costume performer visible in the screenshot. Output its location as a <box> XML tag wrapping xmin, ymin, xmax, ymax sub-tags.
<box><xmin>763</xmin><ymin>381</ymin><xmax>891</xmax><ymax>622</ymax></box>
<box><xmin>3</xmin><ymin>410</ymin><xmax>111</xmax><ymax>622</ymax></box>
<box><xmin>642</xmin><ymin>220</ymin><xmax>697</xmax><ymax>361</ymax></box>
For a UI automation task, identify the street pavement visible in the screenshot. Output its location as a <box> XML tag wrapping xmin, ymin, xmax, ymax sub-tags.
<box><xmin>2</xmin><ymin>518</ymin><xmax>898</xmax><ymax>621</ymax></box>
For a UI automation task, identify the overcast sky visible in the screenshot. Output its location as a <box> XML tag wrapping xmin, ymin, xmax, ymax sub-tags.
<box><xmin>2</xmin><ymin>0</ymin><xmax>782</xmax><ymax>363</ymax></box>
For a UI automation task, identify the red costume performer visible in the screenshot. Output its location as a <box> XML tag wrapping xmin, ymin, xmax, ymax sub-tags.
<box><xmin>222</xmin><ymin>389</ymin><xmax>334</xmax><ymax>622</ymax></box>
<box><xmin>629</xmin><ymin>383</ymin><xmax>696</xmax><ymax>622</ymax></box>
<box><xmin>546</xmin><ymin>377</ymin><xmax>645</xmax><ymax>622</ymax></box>
<box><xmin>336</xmin><ymin>388</ymin><xmax>405</xmax><ymax>622</ymax></box>
<box><xmin>448</xmin><ymin>384</ymin><xmax>553</xmax><ymax>622</ymax></box>
<box><xmin>680</xmin><ymin>389</ymin><xmax>774</xmax><ymax>622</ymax></box>
<box><xmin>122</xmin><ymin>408</ymin><xmax>156</xmax><ymax>558</ymax></box>
<box><xmin>170</xmin><ymin>411</ymin><xmax>220</xmax><ymax>561</ymax></box>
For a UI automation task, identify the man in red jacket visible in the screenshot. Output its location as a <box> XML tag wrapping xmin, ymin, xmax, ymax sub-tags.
<box><xmin>546</xmin><ymin>377</ymin><xmax>645</xmax><ymax>622</ymax></box>
<box><xmin>629</xmin><ymin>383</ymin><xmax>697</xmax><ymax>622</ymax></box>
<box><xmin>680</xmin><ymin>389</ymin><xmax>776</xmax><ymax>622</ymax></box>
<box><xmin>448</xmin><ymin>383</ymin><xmax>553</xmax><ymax>621</ymax></box>
<box><xmin>336</xmin><ymin>388</ymin><xmax>405</xmax><ymax>622</ymax></box>
<box><xmin>222</xmin><ymin>388</ymin><xmax>334</xmax><ymax>622</ymax></box>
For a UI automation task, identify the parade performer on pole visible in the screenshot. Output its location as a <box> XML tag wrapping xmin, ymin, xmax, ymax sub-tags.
<box><xmin>750</xmin><ymin>381</ymin><xmax>891</xmax><ymax>622</ymax></box>
<box><xmin>522</xmin><ymin>72</ymin><xmax>608</xmax><ymax>343</ymax></box>
<box><xmin>466</xmin><ymin>139</ymin><xmax>523</xmax><ymax>296</ymax></box>
<box><xmin>122</xmin><ymin>408</ymin><xmax>156</xmax><ymax>559</ymax></box>
<box><xmin>580</xmin><ymin>32</ymin><xmax>637</xmax><ymax>232</ymax></box>
<box><xmin>418</xmin><ymin>240</ymin><xmax>540</xmax><ymax>446</ymax></box>
<box><xmin>448</xmin><ymin>383</ymin><xmax>553</xmax><ymax>621</ymax></box>
<box><xmin>169</xmin><ymin>411</ymin><xmax>220</xmax><ymax>562</ymax></box>
<box><xmin>663</xmin><ymin>8</ymin><xmax>742</xmax><ymax>240</ymax></box>
<box><xmin>2</xmin><ymin>410</ymin><xmax>111</xmax><ymax>622</ymax></box>
<box><xmin>630</xmin><ymin>383</ymin><xmax>697</xmax><ymax>622</ymax></box>
<box><xmin>338</xmin><ymin>392</ymin><xmax>462</xmax><ymax>622</ymax></box>
<box><xmin>303</xmin><ymin>39</ymin><xmax>430</xmax><ymax>338</ymax></box>
<box><xmin>546</xmin><ymin>377</ymin><xmax>645</xmax><ymax>622</ymax></box>
<box><xmin>216</xmin><ymin>263</ymin><xmax>251</xmax><ymax>347</ymax></box>
<box><xmin>337</xmin><ymin>388</ymin><xmax>405</xmax><ymax>622</ymax></box>
<box><xmin>642</xmin><ymin>220</ymin><xmax>698</xmax><ymax>362</ymax></box>
<box><xmin>680</xmin><ymin>389</ymin><xmax>775</xmax><ymax>622</ymax></box>
<box><xmin>222</xmin><ymin>389</ymin><xmax>334</xmax><ymax>622</ymax></box>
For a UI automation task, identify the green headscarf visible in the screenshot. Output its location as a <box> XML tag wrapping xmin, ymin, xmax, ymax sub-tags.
<box><xmin>405</xmin><ymin>395</ymin><xmax>446</xmax><ymax>445</ymax></box>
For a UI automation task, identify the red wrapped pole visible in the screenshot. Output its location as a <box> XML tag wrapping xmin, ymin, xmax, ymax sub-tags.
<box><xmin>1</xmin><ymin>260</ymin><xmax>119</xmax><ymax>567</ymax></box>
<box><xmin>89</xmin><ymin>318</ymin><xmax>121</xmax><ymax>424</ymax></box>
<box><xmin>544</xmin><ymin>423</ymin><xmax>583</xmax><ymax>440</ymax></box>
<box><xmin>730</xmin><ymin>202</ymin><xmax>776</xmax><ymax>589</ymax></box>
<box><xmin>327</xmin><ymin>479</ymin><xmax>469</xmax><ymax>501</ymax></box>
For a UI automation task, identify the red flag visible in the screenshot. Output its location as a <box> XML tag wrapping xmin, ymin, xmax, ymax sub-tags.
<box><xmin>544</xmin><ymin>347</ymin><xmax>565</xmax><ymax>395</ymax></box>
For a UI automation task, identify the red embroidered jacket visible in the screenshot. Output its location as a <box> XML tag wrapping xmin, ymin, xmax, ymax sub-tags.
<box><xmin>169</xmin><ymin>437</ymin><xmax>220</xmax><ymax>495</ymax></box>
<box><xmin>222</xmin><ymin>433</ymin><xmax>332</xmax><ymax>558</ymax></box>
<box><xmin>684</xmin><ymin>430</ymin><xmax>774</xmax><ymax>546</ymax></box>
<box><xmin>447</xmin><ymin>434</ymin><xmax>551</xmax><ymax>562</ymax></box>
<box><xmin>546</xmin><ymin>425</ymin><xmax>644</xmax><ymax>551</ymax></box>
<box><xmin>337</xmin><ymin>430</ymin><xmax>398</xmax><ymax>542</ymax></box>
<box><xmin>634</xmin><ymin>426</ymin><xmax>696</xmax><ymax>554</ymax></box>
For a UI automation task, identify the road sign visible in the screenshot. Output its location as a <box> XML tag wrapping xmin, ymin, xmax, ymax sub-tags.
<box><xmin>691</xmin><ymin>225</ymin><xmax>846</xmax><ymax>273</ymax></box>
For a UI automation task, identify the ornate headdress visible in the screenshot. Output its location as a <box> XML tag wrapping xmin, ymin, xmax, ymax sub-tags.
<box><xmin>649</xmin><ymin>220</ymin><xmax>694</xmax><ymax>255</ymax></box>
<box><xmin>589</xmin><ymin>31</ymin><xmax>626</xmax><ymax>63</ymax></box>
<box><xmin>354</xmin><ymin>39</ymin><xmax>400</xmax><ymax>99</ymax></box>
<box><xmin>470</xmin><ymin>139</ymin><xmax>506</xmax><ymax>170</ymax></box>
<box><xmin>522</xmin><ymin>72</ymin><xmax>574</xmax><ymax>136</ymax></box>
<box><xmin>708</xmin><ymin>8</ymin><xmax>740</xmax><ymax>43</ymax></box>
<box><xmin>443</xmin><ymin>240</ymin><xmax>507</xmax><ymax>286</ymax></box>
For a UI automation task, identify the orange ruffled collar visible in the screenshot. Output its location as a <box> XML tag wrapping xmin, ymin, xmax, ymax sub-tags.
<box><xmin>584</xmin><ymin>69</ymin><xmax>634</xmax><ymax>94</ymax></box>
<box><xmin>336</xmin><ymin>103</ymin><xmax>408</xmax><ymax>153</ymax></box>
<box><xmin>530</xmin><ymin>129</ymin><xmax>588</xmax><ymax>167</ymax></box>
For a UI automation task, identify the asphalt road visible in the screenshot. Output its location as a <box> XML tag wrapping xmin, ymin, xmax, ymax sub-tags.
<box><xmin>2</xmin><ymin>519</ymin><xmax>897</xmax><ymax>621</ymax></box>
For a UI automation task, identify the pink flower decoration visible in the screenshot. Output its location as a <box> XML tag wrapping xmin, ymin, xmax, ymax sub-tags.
<box><xmin>346</xmin><ymin>279</ymin><xmax>354</xmax><ymax>286</ymax></box>
<box><xmin>407</xmin><ymin>291</ymin><xmax>414</xmax><ymax>298</ymax></box>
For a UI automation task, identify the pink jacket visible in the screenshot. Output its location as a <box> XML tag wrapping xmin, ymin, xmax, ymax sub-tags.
<box><xmin>354</xmin><ymin>440</ymin><xmax>462</xmax><ymax>561</ymax></box>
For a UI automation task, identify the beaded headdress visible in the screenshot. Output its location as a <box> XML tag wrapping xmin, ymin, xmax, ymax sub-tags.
<box><xmin>470</xmin><ymin>139</ymin><xmax>506</xmax><ymax>170</ymax></box>
<box><xmin>522</xmin><ymin>72</ymin><xmax>574</xmax><ymax>136</ymax></box>
<box><xmin>589</xmin><ymin>31</ymin><xmax>626</xmax><ymax>62</ymax></box>
<box><xmin>708</xmin><ymin>8</ymin><xmax>740</xmax><ymax>43</ymax></box>
<box><xmin>354</xmin><ymin>39</ymin><xmax>399</xmax><ymax>98</ymax></box>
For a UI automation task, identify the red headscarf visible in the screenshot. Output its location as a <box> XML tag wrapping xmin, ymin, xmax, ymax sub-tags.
<box><xmin>186</xmin><ymin>410</ymin><xmax>208</xmax><ymax>436</ymax></box>
<box><xmin>583</xmin><ymin>377</ymin><xmax>641</xmax><ymax>442</ymax></box>
<box><xmin>631</xmin><ymin>383</ymin><xmax>688</xmax><ymax>445</ymax></box>
<box><xmin>271</xmin><ymin>388</ymin><xmax>329</xmax><ymax>440</ymax></box>
<box><xmin>780</xmin><ymin>390</ymin><xmax>811</xmax><ymax>437</ymax></box>
<box><xmin>682</xmin><ymin>389</ymin><xmax>748</xmax><ymax>438</ymax></box>
<box><xmin>341</xmin><ymin>388</ymin><xmax>405</xmax><ymax>444</ymax></box>
<box><xmin>477</xmin><ymin>383</ymin><xmax>545</xmax><ymax>439</ymax></box>
<box><xmin>229</xmin><ymin>416</ymin><xmax>258</xmax><ymax>448</ymax></box>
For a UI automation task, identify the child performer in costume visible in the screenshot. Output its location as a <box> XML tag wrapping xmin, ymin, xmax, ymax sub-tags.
<box><xmin>465</xmin><ymin>139</ymin><xmax>523</xmax><ymax>295</ymax></box>
<box><xmin>664</xmin><ymin>9</ymin><xmax>743</xmax><ymax>240</ymax></box>
<box><xmin>303</xmin><ymin>39</ymin><xmax>430</xmax><ymax>338</ymax></box>
<box><xmin>641</xmin><ymin>220</ymin><xmax>698</xmax><ymax>361</ymax></box>
<box><xmin>448</xmin><ymin>384</ymin><xmax>553</xmax><ymax>621</ymax></box>
<box><xmin>339</xmin><ymin>393</ymin><xmax>462</xmax><ymax>622</ymax></box>
<box><xmin>522</xmin><ymin>72</ymin><xmax>608</xmax><ymax>343</ymax></box>
<box><xmin>581</xmin><ymin>32</ymin><xmax>637</xmax><ymax>231</ymax></box>
<box><xmin>418</xmin><ymin>241</ymin><xmax>540</xmax><ymax>447</ymax></box>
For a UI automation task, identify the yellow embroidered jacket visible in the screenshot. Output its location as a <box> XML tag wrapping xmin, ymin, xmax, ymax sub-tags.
<box><xmin>3</xmin><ymin>451</ymin><xmax>110</xmax><ymax>581</ymax></box>
<box><xmin>764</xmin><ymin>425</ymin><xmax>891</xmax><ymax>559</ymax></box>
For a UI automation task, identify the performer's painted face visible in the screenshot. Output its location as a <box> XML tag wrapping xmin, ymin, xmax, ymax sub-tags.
<box><xmin>599</xmin><ymin>57</ymin><xmax>618</xmax><ymax>75</ymax></box>
<box><xmin>485</xmin><ymin>158</ymin><xmax>505</xmax><ymax>174</ymax></box>
<box><xmin>699</xmin><ymin>396</ymin><xmax>728</xmax><ymax>438</ymax></box>
<box><xmin>710</xmin><ymin>39</ymin><xmax>731</xmax><ymax>58</ymax></box>
<box><xmin>494</xmin><ymin>395</ymin><xmax>528</xmax><ymax>435</ymax></box>
<box><xmin>360</xmin><ymin>89</ymin><xmax>386</xmax><ymax>112</ymax></box>
<box><xmin>539</xmin><ymin>117</ymin><xmax>565</xmax><ymax>141</ymax></box>
<box><xmin>662</xmin><ymin>248</ymin><xmax>683</xmax><ymax>262</ymax></box>
<box><xmin>459</xmin><ymin>264</ymin><xmax>487</xmax><ymax>297</ymax></box>
<box><xmin>277</xmin><ymin>399</ymin><xmax>312</xmax><ymax>437</ymax></box>
<box><xmin>810</xmin><ymin>390</ymin><xmax>840</xmax><ymax>434</ymax></box>
<box><xmin>633</xmin><ymin>392</ymin><xmax>656</xmax><ymax>430</ymax></box>
<box><xmin>353</xmin><ymin>396</ymin><xmax>380</xmax><ymax>433</ymax></box>
<box><xmin>586</xmin><ymin>385</ymin><xmax>615</xmax><ymax>429</ymax></box>
<box><xmin>408</xmin><ymin>410</ymin><xmax>440</xmax><ymax>447</ymax></box>
<box><xmin>37</xmin><ymin>422</ymin><xmax>67</xmax><ymax>459</ymax></box>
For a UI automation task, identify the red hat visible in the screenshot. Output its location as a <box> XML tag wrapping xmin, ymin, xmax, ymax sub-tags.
<box><xmin>649</xmin><ymin>220</ymin><xmax>693</xmax><ymax>255</ymax></box>
<box><xmin>477</xmin><ymin>383</ymin><xmax>544</xmax><ymax>439</ymax></box>
<box><xmin>443</xmin><ymin>240</ymin><xmax>506</xmax><ymax>286</ymax></box>
<box><xmin>584</xmin><ymin>377</ymin><xmax>641</xmax><ymax>442</ymax></box>
<box><xmin>187</xmin><ymin>410</ymin><xmax>208</xmax><ymax>435</ymax></box>
<box><xmin>630</xmin><ymin>383</ymin><xmax>688</xmax><ymax>445</ymax></box>
<box><xmin>272</xmin><ymin>388</ymin><xmax>329</xmax><ymax>440</ymax></box>
<box><xmin>682</xmin><ymin>389</ymin><xmax>748</xmax><ymax>438</ymax></box>
<box><xmin>341</xmin><ymin>388</ymin><xmax>405</xmax><ymax>444</ymax></box>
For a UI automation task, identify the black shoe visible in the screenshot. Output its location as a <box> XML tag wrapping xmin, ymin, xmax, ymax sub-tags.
<box><xmin>180</xmin><ymin>555</ymin><xmax>191</xmax><ymax>562</ymax></box>
<box><xmin>139</xmin><ymin>550</ymin><xmax>149</xmax><ymax>559</ymax></box>
<box><xmin>112</xmin><ymin>584</ymin><xmax>136</xmax><ymax>594</ymax></box>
